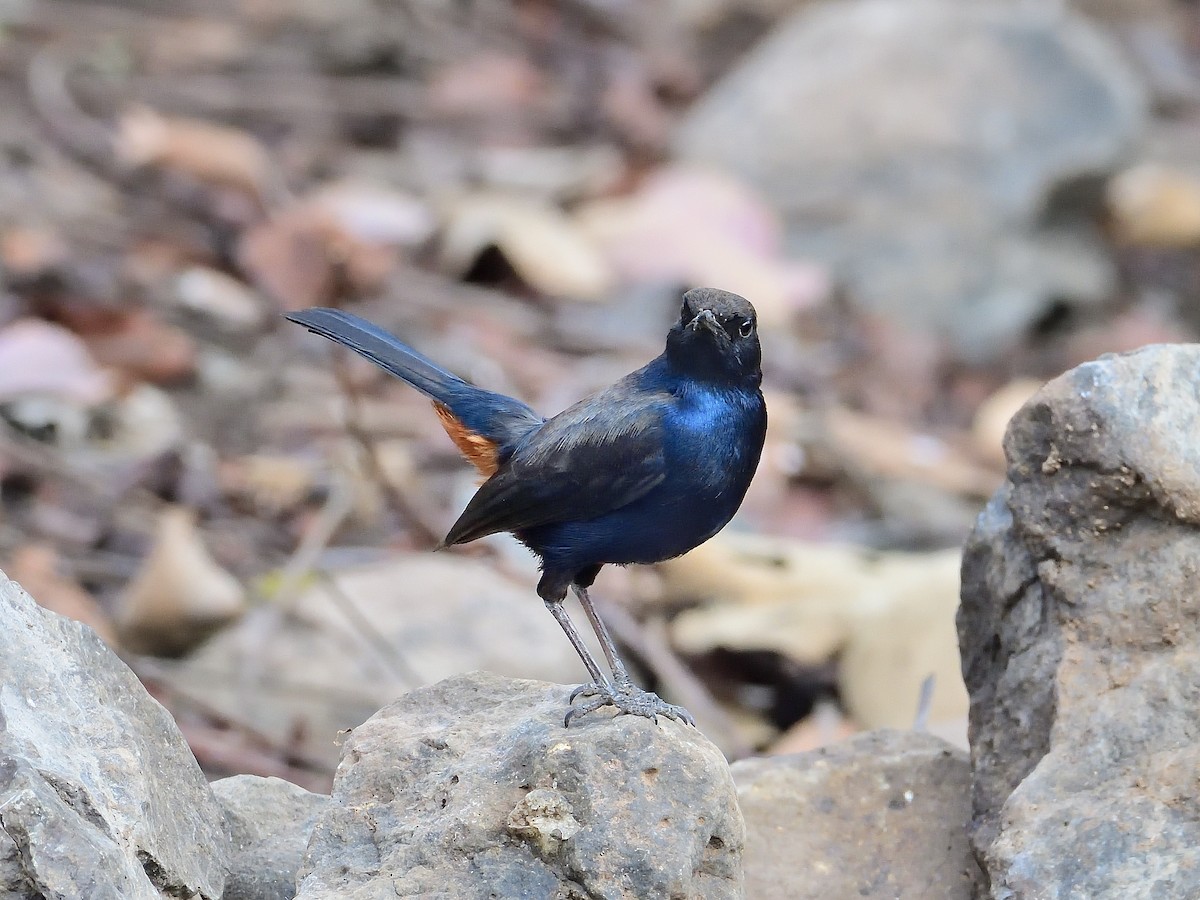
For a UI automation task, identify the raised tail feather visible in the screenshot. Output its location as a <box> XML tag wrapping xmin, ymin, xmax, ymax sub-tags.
<box><xmin>285</xmin><ymin>308</ymin><xmax>544</xmax><ymax>461</ymax></box>
<box><xmin>285</xmin><ymin>308</ymin><xmax>468</xmax><ymax>401</ymax></box>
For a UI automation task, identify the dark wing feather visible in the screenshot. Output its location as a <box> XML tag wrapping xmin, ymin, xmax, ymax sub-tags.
<box><xmin>442</xmin><ymin>381</ymin><xmax>669</xmax><ymax>546</ymax></box>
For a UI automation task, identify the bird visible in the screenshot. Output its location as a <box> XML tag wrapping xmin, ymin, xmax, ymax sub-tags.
<box><xmin>285</xmin><ymin>287</ymin><xmax>767</xmax><ymax>726</ymax></box>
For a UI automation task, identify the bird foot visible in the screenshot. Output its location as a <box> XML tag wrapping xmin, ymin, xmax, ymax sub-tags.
<box><xmin>564</xmin><ymin>680</ymin><xmax>695</xmax><ymax>727</ymax></box>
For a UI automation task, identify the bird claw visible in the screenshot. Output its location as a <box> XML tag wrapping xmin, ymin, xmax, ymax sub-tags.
<box><xmin>569</xmin><ymin>682</ymin><xmax>601</xmax><ymax>704</ymax></box>
<box><xmin>563</xmin><ymin>680</ymin><xmax>695</xmax><ymax>727</ymax></box>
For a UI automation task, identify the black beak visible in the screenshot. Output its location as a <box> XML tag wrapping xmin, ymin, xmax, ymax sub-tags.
<box><xmin>688</xmin><ymin>308</ymin><xmax>721</xmax><ymax>336</ymax></box>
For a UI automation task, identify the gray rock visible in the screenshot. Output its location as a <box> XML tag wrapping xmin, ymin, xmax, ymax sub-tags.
<box><xmin>0</xmin><ymin>572</ymin><xmax>227</xmax><ymax>899</ymax></box>
<box><xmin>733</xmin><ymin>731</ymin><xmax>981</xmax><ymax>899</ymax></box>
<box><xmin>296</xmin><ymin>670</ymin><xmax>744</xmax><ymax>900</ymax></box>
<box><xmin>166</xmin><ymin>556</ymin><xmax>588</xmax><ymax>770</ymax></box>
<box><xmin>959</xmin><ymin>344</ymin><xmax>1200</xmax><ymax>898</ymax></box>
<box><xmin>676</xmin><ymin>0</ymin><xmax>1146</xmax><ymax>360</ymax></box>
<box><xmin>213</xmin><ymin>775</ymin><xmax>329</xmax><ymax>900</ymax></box>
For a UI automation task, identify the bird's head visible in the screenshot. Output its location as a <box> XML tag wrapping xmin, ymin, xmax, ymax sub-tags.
<box><xmin>665</xmin><ymin>288</ymin><xmax>761</xmax><ymax>387</ymax></box>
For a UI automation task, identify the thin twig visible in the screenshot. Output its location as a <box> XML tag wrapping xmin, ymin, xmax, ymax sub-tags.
<box><xmin>913</xmin><ymin>673</ymin><xmax>936</xmax><ymax>732</ymax></box>
<box><xmin>27</xmin><ymin>45</ymin><xmax>118</xmax><ymax>170</ymax></box>
<box><xmin>331</xmin><ymin>352</ymin><xmax>444</xmax><ymax>549</ymax></box>
<box><xmin>134</xmin><ymin>655</ymin><xmax>377</xmax><ymax>716</ymax></box>
<box><xmin>315</xmin><ymin>567</ymin><xmax>425</xmax><ymax>689</ymax></box>
<box><xmin>272</xmin><ymin>471</ymin><xmax>354</xmax><ymax>615</ymax></box>
<box><xmin>176</xmin><ymin>719</ymin><xmax>333</xmax><ymax>794</ymax></box>
<box><xmin>132</xmin><ymin>655</ymin><xmax>338</xmax><ymax>776</ymax></box>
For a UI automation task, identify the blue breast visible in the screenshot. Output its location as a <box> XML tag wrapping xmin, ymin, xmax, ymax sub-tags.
<box><xmin>527</xmin><ymin>380</ymin><xmax>766</xmax><ymax>571</ymax></box>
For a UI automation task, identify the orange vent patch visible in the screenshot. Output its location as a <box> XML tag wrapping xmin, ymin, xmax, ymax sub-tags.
<box><xmin>433</xmin><ymin>403</ymin><xmax>500</xmax><ymax>476</ymax></box>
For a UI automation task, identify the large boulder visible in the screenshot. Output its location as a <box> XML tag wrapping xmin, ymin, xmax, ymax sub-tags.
<box><xmin>0</xmin><ymin>572</ymin><xmax>228</xmax><ymax>899</ymax></box>
<box><xmin>959</xmin><ymin>344</ymin><xmax>1200</xmax><ymax>897</ymax></box>
<box><xmin>677</xmin><ymin>0</ymin><xmax>1146</xmax><ymax>359</ymax></box>
<box><xmin>296</xmin><ymin>670</ymin><xmax>744</xmax><ymax>899</ymax></box>
<box><xmin>733</xmin><ymin>731</ymin><xmax>982</xmax><ymax>899</ymax></box>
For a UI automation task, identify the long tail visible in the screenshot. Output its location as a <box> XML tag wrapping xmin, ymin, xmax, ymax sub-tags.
<box><xmin>285</xmin><ymin>308</ymin><xmax>467</xmax><ymax>400</ymax></box>
<box><xmin>286</xmin><ymin>308</ymin><xmax>542</xmax><ymax>472</ymax></box>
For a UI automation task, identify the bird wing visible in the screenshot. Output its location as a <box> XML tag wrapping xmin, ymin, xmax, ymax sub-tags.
<box><xmin>442</xmin><ymin>379</ymin><xmax>670</xmax><ymax>546</ymax></box>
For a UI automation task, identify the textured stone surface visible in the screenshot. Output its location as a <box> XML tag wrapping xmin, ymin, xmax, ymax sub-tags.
<box><xmin>733</xmin><ymin>731</ymin><xmax>981</xmax><ymax>899</ymax></box>
<box><xmin>677</xmin><ymin>0</ymin><xmax>1145</xmax><ymax>359</ymax></box>
<box><xmin>959</xmin><ymin>344</ymin><xmax>1200</xmax><ymax>898</ymax></box>
<box><xmin>0</xmin><ymin>572</ymin><xmax>227</xmax><ymax>899</ymax></box>
<box><xmin>214</xmin><ymin>775</ymin><xmax>329</xmax><ymax>900</ymax></box>
<box><xmin>296</xmin><ymin>671</ymin><xmax>744</xmax><ymax>900</ymax></box>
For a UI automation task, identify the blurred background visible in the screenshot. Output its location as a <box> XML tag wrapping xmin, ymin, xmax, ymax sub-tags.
<box><xmin>0</xmin><ymin>0</ymin><xmax>1197</xmax><ymax>789</ymax></box>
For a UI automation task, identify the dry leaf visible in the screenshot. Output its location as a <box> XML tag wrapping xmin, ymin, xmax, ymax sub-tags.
<box><xmin>219</xmin><ymin>454</ymin><xmax>318</xmax><ymax>514</ymax></box>
<box><xmin>174</xmin><ymin>267</ymin><xmax>268</xmax><ymax>332</ymax></box>
<box><xmin>91</xmin><ymin>383</ymin><xmax>186</xmax><ymax>462</ymax></box>
<box><xmin>768</xmin><ymin>701</ymin><xmax>859</xmax><ymax>755</ymax></box>
<box><xmin>0</xmin><ymin>318</ymin><xmax>113</xmax><ymax>404</ymax></box>
<box><xmin>239</xmin><ymin>203</ymin><xmax>398</xmax><ymax>310</ymax></box>
<box><xmin>117</xmin><ymin>506</ymin><xmax>247</xmax><ymax>656</ymax></box>
<box><xmin>822</xmin><ymin>407</ymin><xmax>1000</xmax><ymax>497</ymax></box>
<box><xmin>664</xmin><ymin>533</ymin><xmax>968</xmax><ymax>730</ymax></box>
<box><xmin>601</xmin><ymin>66</ymin><xmax>673</xmax><ymax>151</ymax></box>
<box><xmin>0</xmin><ymin>226</ymin><xmax>68</xmax><ymax>278</ymax></box>
<box><xmin>142</xmin><ymin>19</ymin><xmax>248</xmax><ymax>73</ymax></box>
<box><xmin>428</xmin><ymin>55</ymin><xmax>546</xmax><ymax>119</ymax></box>
<box><xmin>115</xmin><ymin>105</ymin><xmax>272</xmax><ymax>200</ymax></box>
<box><xmin>73</xmin><ymin>308</ymin><xmax>198</xmax><ymax>385</ymax></box>
<box><xmin>575</xmin><ymin>165</ymin><xmax>829</xmax><ymax>325</ymax></box>
<box><xmin>7</xmin><ymin>543</ymin><xmax>117</xmax><ymax>645</ymax></box>
<box><xmin>971</xmin><ymin>378</ymin><xmax>1044</xmax><ymax>468</ymax></box>
<box><xmin>239</xmin><ymin>207</ymin><xmax>336</xmax><ymax>309</ymax></box>
<box><xmin>310</xmin><ymin>182</ymin><xmax>436</xmax><ymax>248</ymax></box>
<box><xmin>439</xmin><ymin>193</ymin><xmax>614</xmax><ymax>300</ymax></box>
<box><xmin>474</xmin><ymin>145</ymin><xmax>623</xmax><ymax>200</ymax></box>
<box><xmin>1109</xmin><ymin>163</ymin><xmax>1200</xmax><ymax>247</ymax></box>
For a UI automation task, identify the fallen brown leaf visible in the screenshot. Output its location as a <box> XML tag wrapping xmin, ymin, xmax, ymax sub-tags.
<box><xmin>239</xmin><ymin>203</ymin><xmax>399</xmax><ymax>311</ymax></box>
<box><xmin>0</xmin><ymin>318</ymin><xmax>113</xmax><ymax>404</ymax></box>
<box><xmin>663</xmin><ymin>533</ymin><xmax>968</xmax><ymax>731</ymax></box>
<box><xmin>0</xmin><ymin>226</ymin><xmax>68</xmax><ymax>279</ymax></box>
<box><xmin>439</xmin><ymin>193</ymin><xmax>614</xmax><ymax>300</ymax></box>
<box><xmin>174</xmin><ymin>267</ymin><xmax>268</xmax><ymax>332</ymax></box>
<box><xmin>7</xmin><ymin>543</ymin><xmax>118</xmax><ymax>645</ymax></box>
<box><xmin>72</xmin><ymin>308</ymin><xmax>198</xmax><ymax>385</ymax></box>
<box><xmin>219</xmin><ymin>454</ymin><xmax>318</xmax><ymax>515</ymax></box>
<box><xmin>117</xmin><ymin>506</ymin><xmax>247</xmax><ymax>656</ymax></box>
<box><xmin>115</xmin><ymin>105</ymin><xmax>272</xmax><ymax>200</ymax></box>
<box><xmin>970</xmin><ymin>378</ymin><xmax>1044</xmax><ymax>468</ymax></box>
<box><xmin>427</xmin><ymin>55</ymin><xmax>546</xmax><ymax>119</ymax></box>
<box><xmin>822</xmin><ymin>407</ymin><xmax>1000</xmax><ymax>497</ymax></box>
<box><xmin>575</xmin><ymin>164</ymin><xmax>829</xmax><ymax>325</ymax></box>
<box><xmin>1109</xmin><ymin>163</ymin><xmax>1200</xmax><ymax>247</ymax></box>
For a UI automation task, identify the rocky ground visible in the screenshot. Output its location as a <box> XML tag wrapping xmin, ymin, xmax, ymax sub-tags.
<box><xmin>0</xmin><ymin>0</ymin><xmax>1199</xmax><ymax>897</ymax></box>
<box><xmin>5</xmin><ymin>344</ymin><xmax>1200</xmax><ymax>896</ymax></box>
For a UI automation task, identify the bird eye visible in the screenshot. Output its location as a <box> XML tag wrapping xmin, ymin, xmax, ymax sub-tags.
<box><xmin>738</xmin><ymin>318</ymin><xmax>753</xmax><ymax>338</ymax></box>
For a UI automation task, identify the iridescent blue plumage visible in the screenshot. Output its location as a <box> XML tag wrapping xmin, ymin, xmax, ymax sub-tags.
<box><xmin>286</xmin><ymin>287</ymin><xmax>767</xmax><ymax>725</ymax></box>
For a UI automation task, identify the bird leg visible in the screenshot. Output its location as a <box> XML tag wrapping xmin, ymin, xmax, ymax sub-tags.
<box><xmin>543</xmin><ymin>599</ymin><xmax>610</xmax><ymax>689</ymax></box>
<box><xmin>571</xmin><ymin>584</ymin><xmax>630</xmax><ymax>685</ymax></box>
<box><xmin>564</xmin><ymin>586</ymin><xmax>694</xmax><ymax>727</ymax></box>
